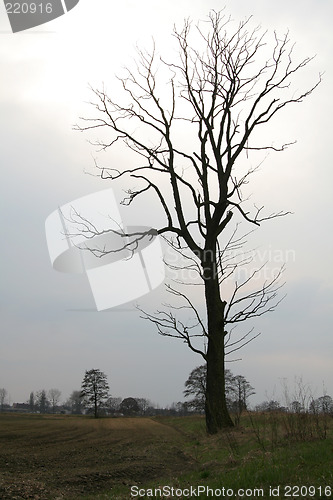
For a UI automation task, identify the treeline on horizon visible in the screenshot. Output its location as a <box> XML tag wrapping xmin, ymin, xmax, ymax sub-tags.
<box><xmin>1</xmin><ymin>367</ymin><xmax>332</xmax><ymax>420</ymax></box>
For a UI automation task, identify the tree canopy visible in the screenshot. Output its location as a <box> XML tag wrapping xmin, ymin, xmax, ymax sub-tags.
<box><xmin>80</xmin><ymin>369</ymin><xmax>110</xmax><ymax>418</ymax></box>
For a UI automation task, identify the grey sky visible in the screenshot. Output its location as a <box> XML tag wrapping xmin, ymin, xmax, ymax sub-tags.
<box><xmin>0</xmin><ymin>0</ymin><xmax>332</xmax><ymax>408</ymax></box>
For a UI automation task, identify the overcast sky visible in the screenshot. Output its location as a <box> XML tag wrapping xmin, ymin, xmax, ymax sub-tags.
<box><xmin>1</xmin><ymin>0</ymin><xmax>332</xmax><ymax>408</ymax></box>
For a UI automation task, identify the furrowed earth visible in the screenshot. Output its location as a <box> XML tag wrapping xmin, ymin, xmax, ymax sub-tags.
<box><xmin>0</xmin><ymin>414</ymin><xmax>195</xmax><ymax>499</ymax></box>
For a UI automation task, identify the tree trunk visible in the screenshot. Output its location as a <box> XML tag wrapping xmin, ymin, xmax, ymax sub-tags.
<box><xmin>94</xmin><ymin>393</ymin><xmax>98</xmax><ymax>418</ymax></box>
<box><xmin>203</xmin><ymin>256</ymin><xmax>234</xmax><ymax>433</ymax></box>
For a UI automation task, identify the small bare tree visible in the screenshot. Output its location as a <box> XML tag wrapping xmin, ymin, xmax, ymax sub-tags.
<box><xmin>76</xmin><ymin>11</ymin><xmax>320</xmax><ymax>433</ymax></box>
<box><xmin>232</xmin><ymin>375</ymin><xmax>255</xmax><ymax>424</ymax></box>
<box><xmin>48</xmin><ymin>388</ymin><xmax>62</xmax><ymax>413</ymax></box>
<box><xmin>0</xmin><ymin>388</ymin><xmax>8</xmax><ymax>411</ymax></box>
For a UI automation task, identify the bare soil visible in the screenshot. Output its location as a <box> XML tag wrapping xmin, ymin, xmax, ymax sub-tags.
<box><xmin>0</xmin><ymin>414</ymin><xmax>195</xmax><ymax>499</ymax></box>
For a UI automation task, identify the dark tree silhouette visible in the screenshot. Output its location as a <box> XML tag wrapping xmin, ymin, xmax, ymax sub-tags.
<box><xmin>66</xmin><ymin>390</ymin><xmax>84</xmax><ymax>414</ymax></box>
<box><xmin>76</xmin><ymin>11</ymin><xmax>320</xmax><ymax>433</ymax></box>
<box><xmin>184</xmin><ymin>364</ymin><xmax>254</xmax><ymax>418</ymax></box>
<box><xmin>36</xmin><ymin>389</ymin><xmax>49</xmax><ymax>414</ymax></box>
<box><xmin>80</xmin><ymin>369</ymin><xmax>109</xmax><ymax>418</ymax></box>
<box><xmin>120</xmin><ymin>397</ymin><xmax>140</xmax><ymax>416</ymax></box>
<box><xmin>184</xmin><ymin>365</ymin><xmax>207</xmax><ymax>412</ymax></box>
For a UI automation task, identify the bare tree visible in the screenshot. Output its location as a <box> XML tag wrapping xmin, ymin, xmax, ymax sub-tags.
<box><xmin>0</xmin><ymin>388</ymin><xmax>8</xmax><ymax>411</ymax></box>
<box><xmin>76</xmin><ymin>11</ymin><xmax>320</xmax><ymax>433</ymax></box>
<box><xmin>107</xmin><ymin>396</ymin><xmax>122</xmax><ymax>413</ymax></box>
<box><xmin>136</xmin><ymin>397</ymin><xmax>152</xmax><ymax>415</ymax></box>
<box><xmin>231</xmin><ymin>374</ymin><xmax>255</xmax><ymax>424</ymax></box>
<box><xmin>48</xmin><ymin>388</ymin><xmax>62</xmax><ymax>413</ymax></box>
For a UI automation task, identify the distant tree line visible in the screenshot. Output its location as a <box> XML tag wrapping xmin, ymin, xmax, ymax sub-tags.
<box><xmin>1</xmin><ymin>369</ymin><xmax>332</xmax><ymax>419</ymax></box>
<box><xmin>255</xmin><ymin>395</ymin><xmax>333</xmax><ymax>415</ymax></box>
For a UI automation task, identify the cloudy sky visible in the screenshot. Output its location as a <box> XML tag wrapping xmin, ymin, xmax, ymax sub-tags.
<box><xmin>1</xmin><ymin>0</ymin><xmax>332</xmax><ymax>408</ymax></box>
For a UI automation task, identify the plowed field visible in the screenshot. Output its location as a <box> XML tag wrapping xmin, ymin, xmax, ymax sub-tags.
<box><xmin>0</xmin><ymin>414</ymin><xmax>195</xmax><ymax>499</ymax></box>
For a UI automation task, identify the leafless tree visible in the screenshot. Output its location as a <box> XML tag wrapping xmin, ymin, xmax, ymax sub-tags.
<box><xmin>107</xmin><ymin>396</ymin><xmax>122</xmax><ymax>413</ymax></box>
<box><xmin>48</xmin><ymin>388</ymin><xmax>62</xmax><ymax>413</ymax></box>
<box><xmin>136</xmin><ymin>397</ymin><xmax>152</xmax><ymax>415</ymax></box>
<box><xmin>0</xmin><ymin>388</ymin><xmax>8</xmax><ymax>411</ymax></box>
<box><xmin>231</xmin><ymin>374</ymin><xmax>255</xmax><ymax>424</ymax></box>
<box><xmin>76</xmin><ymin>11</ymin><xmax>320</xmax><ymax>433</ymax></box>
